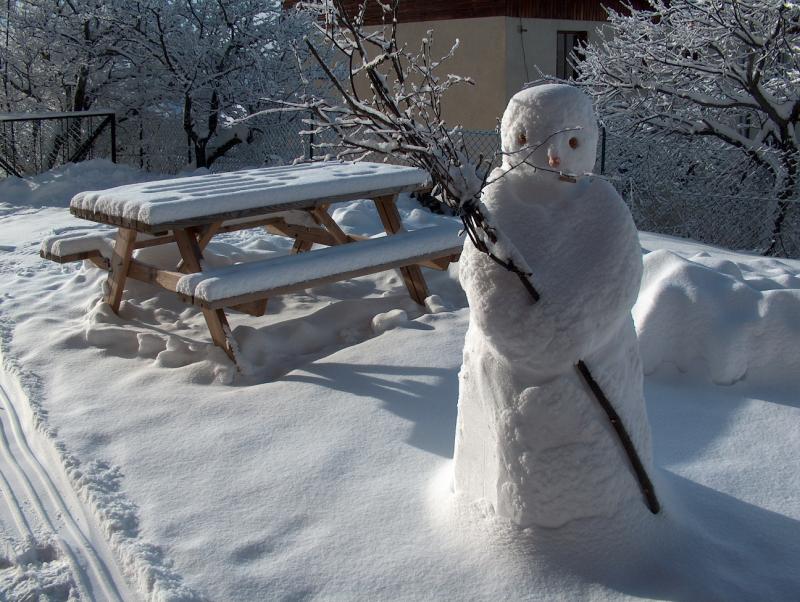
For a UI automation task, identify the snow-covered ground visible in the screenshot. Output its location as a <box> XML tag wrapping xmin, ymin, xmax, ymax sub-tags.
<box><xmin>0</xmin><ymin>161</ymin><xmax>798</xmax><ymax>600</ymax></box>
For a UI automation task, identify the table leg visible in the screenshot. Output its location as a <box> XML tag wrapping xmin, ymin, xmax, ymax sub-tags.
<box><xmin>173</xmin><ymin>228</ymin><xmax>238</xmax><ymax>363</ymax></box>
<box><xmin>310</xmin><ymin>205</ymin><xmax>350</xmax><ymax>245</ymax></box>
<box><xmin>176</xmin><ymin>222</ymin><xmax>221</xmax><ymax>272</ymax></box>
<box><xmin>373</xmin><ymin>194</ymin><xmax>430</xmax><ymax>305</ymax></box>
<box><xmin>291</xmin><ymin>237</ymin><xmax>314</xmax><ymax>254</ymax></box>
<box><xmin>106</xmin><ymin>227</ymin><xmax>137</xmax><ymax>313</ymax></box>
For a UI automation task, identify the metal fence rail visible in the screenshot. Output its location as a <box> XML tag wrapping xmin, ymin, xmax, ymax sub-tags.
<box><xmin>0</xmin><ymin>110</ymin><xmax>116</xmax><ymax>177</ymax></box>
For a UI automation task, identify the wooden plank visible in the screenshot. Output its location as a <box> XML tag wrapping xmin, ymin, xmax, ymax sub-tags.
<box><xmin>417</xmin><ymin>255</ymin><xmax>459</xmax><ymax>271</ymax></box>
<box><xmin>69</xmin><ymin>182</ymin><xmax>429</xmax><ymax>234</ymax></box>
<box><xmin>176</xmin><ymin>222</ymin><xmax>221</xmax><ymax>272</ymax></box>
<box><xmin>126</xmin><ymin>260</ymin><xmax>182</xmax><ymax>292</ymax></box>
<box><xmin>180</xmin><ymin>243</ymin><xmax>464</xmax><ymax>310</ymax></box>
<box><xmin>310</xmin><ymin>205</ymin><xmax>351</xmax><ymax>245</ymax></box>
<box><xmin>40</xmin><ymin>248</ymin><xmax>104</xmax><ymax>264</ymax></box>
<box><xmin>231</xmin><ymin>299</ymin><xmax>268</xmax><ymax>317</ymax></box>
<box><xmin>373</xmin><ymin>195</ymin><xmax>430</xmax><ymax>305</ymax></box>
<box><xmin>267</xmin><ymin>222</ymin><xmax>338</xmax><ymax>246</ymax></box>
<box><xmin>134</xmin><ymin>234</ymin><xmax>175</xmax><ymax>249</ymax></box>
<box><xmin>88</xmin><ymin>256</ymin><xmax>111</xmax><ymax>270</ymax></box>
<box><xmin>218</xmin><ymin>216</ymin><xmax>284</xmax><ymax>234</ymax></box>
<box><xmin>105</xmin><ymin>228</ymin><xmax>137</xmax><ymax>313</ymax></box>
<box><xmin>173</xmin><ymin>228</ymin><xmax>237</xmax><ymax>362</ymax></box>
<box><xmin>299</xmin><ymin>0</ymin><xmax>650</xmax><ymax>23</ymax></box>
<box><xmin>291</xmin><ymin>237</ymin><xmax>314</xmax><ymax>254</ymax></box>
<box><xmin>197</xmin><ymin>222</ymin><xmax>222</xmax><ymax>249</ymax></box>
<box><xmin>133</xmin><ymin>217</ymin><xmax>286</xmax><ymax>250</ymax></box>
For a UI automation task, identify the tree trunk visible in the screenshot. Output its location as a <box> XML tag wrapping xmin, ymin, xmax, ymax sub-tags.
<box><xmin>194</xmin><ymin>140</ymin><xmax>208</xmax><ymax>169</ymax></box>
<box><xmin>765</xmin><ymin>152</ymin><xmax>797</xmax><ymax>257</ymax></box>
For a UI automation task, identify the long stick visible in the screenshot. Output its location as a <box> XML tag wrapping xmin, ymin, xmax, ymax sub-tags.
<box><xmin>575</xmin><ymin>360</ymin><xmax>660</xmax><ymax>514</ymax></box>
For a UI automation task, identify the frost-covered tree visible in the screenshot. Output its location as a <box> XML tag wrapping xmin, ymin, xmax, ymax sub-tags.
<box><xmin>577</xmin><ymin>0</ymin><xmax>800</xmax><ymax>256</ymax></box>
<box><xmin>116</xmin><ymin>0</ymin><xmax>313</xmax><ymax>168</ymax></box>
<box><xmin>0</xmin><ymin>0</ymin><xmax>132</xmax><ymax>113</ymax></box>
<box><xmin>0</xmin><ymin>0</ymin><xmax>314</xmax><ymax>170</ymax></box>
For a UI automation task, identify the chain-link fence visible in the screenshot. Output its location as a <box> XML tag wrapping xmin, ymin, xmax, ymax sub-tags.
<box><xmin>602</xmin><ymin>131</ymin><xmax>799</xmax><ymax>258</ymax></box>
<box><xmin>0</xmin><ymin>111</ymin><xmax>116</xmax><ymax>177</ymax></box>
<box><xmin>4</xmin><ymin>109</ymin><xmax>797</xmax><ymax>258</ymax></box>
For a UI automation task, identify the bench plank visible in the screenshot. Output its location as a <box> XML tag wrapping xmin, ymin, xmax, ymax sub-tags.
<box><xmin>176</xmin><ymin>225</ymin><xmax>463</xmax><ymax>310</ymax></box>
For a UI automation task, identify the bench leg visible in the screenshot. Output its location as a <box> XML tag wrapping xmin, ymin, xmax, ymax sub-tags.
<box><xmin>173</xmin><ymin>228</ymin><xmax>238</xmax><ymax>363</ymax></box>
<box><xmin>106</xmin><ymin>227</ymin><xmax>137</xmax><ymax>313</ymax></box>
<box><xmin>373</xmin><ymin>195</ymin><xmax>430</xmax><ymax>305</ymax></box>
<box><xmin>309</xmin><ymin>205</ymin><xmax>350</xmax><ymax>245</ymax></box>
<box><xmin>291</xmin><ymin>237</ymin><xmax>314</xmax><ymax>254</ymax></box>
<box><xmin>176</xmin><ymin>222</ymin><xmax>221</xmax><ymax>272</ymax></box>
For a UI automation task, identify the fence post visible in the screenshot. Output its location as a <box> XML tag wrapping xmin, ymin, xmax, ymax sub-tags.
<box><xmin>600</xmin><ymin>126</ymin><xmax>606</xmax><ymax>175</ymax></box>
<box><xmin>110</xmin><ymin>112</ymin><xmax>117</xmax><ymax>163</ymax></box>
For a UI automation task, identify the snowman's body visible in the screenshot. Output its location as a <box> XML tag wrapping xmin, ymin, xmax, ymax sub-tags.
<box><xmin>453</xmin><ymin>84</ymin><xmax>654</xmax><ymax>528</ymax></box>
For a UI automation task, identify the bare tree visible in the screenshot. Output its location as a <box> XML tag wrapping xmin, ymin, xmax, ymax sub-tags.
<box><xmin>577</xmin><ymin>0</ymin><xmax>800</xmax><ymax>256</ymax></box>
<box><xmin>108</xmin><ymin>0</ymin><xmax>314</xmax><ymax>169</ymax></box>
<box><xmin>0</xmin><ymin>0</ymin><xmax>314</xmax><ymax>170</ymax></box>
<box><xmin>278</xmin><ymin>0</ymin><xmax>541</xmax><ymax>298</ymax></box>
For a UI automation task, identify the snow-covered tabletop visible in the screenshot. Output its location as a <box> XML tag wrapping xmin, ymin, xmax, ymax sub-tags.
<box><xmin>69</xmin><ymin>161</ymin><xmax>431</xmax><ymax>232</ymax></box>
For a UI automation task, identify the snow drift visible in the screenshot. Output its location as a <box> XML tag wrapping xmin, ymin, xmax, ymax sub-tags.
<box><xmin>635</xmin><ymin>248</ymin><xmax>800</xmax><ymax>385</ymax></box>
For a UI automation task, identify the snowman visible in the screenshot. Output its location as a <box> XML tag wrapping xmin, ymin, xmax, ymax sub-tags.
<box><xmin>453</xmin><ymin>83</ymin><xmax>657</xmax><ymax>529</ymax></box>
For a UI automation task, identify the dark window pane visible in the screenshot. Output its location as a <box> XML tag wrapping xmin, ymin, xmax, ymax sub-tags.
<box><xmin>557</xmin><ymin>31</ymin><xmax>588</xmax><ymax>80</ymax></box>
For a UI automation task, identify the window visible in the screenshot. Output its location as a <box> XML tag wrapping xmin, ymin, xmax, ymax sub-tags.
<box><xmin>557</xmin><ymin>31</ymin><xmax>588</xmax><ymax>80</ymax></box>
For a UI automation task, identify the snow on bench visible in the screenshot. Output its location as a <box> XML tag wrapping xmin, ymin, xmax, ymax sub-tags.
<box><xmin>40</xmin><ymin>230</ymin><xmax>116</xmax><ymax>263</ymax></box>
<box><xmin>176</xmin><ymin>224</ymin><xmax>463</xmax><ymax>309</ymax></box>
<box><xmin>70</xmin><ymin>161</ymin><xmax>431</xmax><ymax>232</ymax></box>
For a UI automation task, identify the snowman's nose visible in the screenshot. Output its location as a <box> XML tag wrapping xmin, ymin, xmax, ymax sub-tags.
<box><xmin>548</xmin><ymin>155</ymin><xmax>561</xmax><ymax>168</ymax></box>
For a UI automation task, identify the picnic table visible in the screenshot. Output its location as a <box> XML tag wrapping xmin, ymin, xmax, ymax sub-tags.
<box><xmin>41</xmin><ymin>161</ymin><xmax>463</xmax><ymax>365</ymax></box>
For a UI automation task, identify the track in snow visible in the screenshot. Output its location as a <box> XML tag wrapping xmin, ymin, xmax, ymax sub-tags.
<box><xmin>0</xmin><ymin>377</ymin><xmax>131</xmax><ymax>601</ymax></box>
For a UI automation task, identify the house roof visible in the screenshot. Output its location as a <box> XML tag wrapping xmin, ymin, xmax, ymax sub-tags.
<box><xmin>283</xmin><ymin>1</ymin><xmax>654</xmax><ymax>24</ymax></box>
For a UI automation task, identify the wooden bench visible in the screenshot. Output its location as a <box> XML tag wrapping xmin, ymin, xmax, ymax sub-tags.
<box><xmin>175</xmin><ymin>225</ymin><xmax>462</xmax><ymax>310</ymax></box>
<box><xmin>40</xmin><ymin>230</ymin><xmax>116</xmax><ymax>265</ymax></box>
<box><xmin>40</xmin><ymin>162</ymin><xmax>462</xmax><ymax>366</ymax></box>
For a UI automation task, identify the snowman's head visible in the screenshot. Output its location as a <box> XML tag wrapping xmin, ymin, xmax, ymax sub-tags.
<box><xmin>500</xmin><ymin>84</ymin><xmax>598</xmax><ymax>177</ymax></box>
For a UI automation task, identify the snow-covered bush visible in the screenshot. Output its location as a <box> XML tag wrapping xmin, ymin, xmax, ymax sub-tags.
<box><xmin>578</xmin><ymin>0</ymin><xmax>800</xmax><ymax>257</ymax></box>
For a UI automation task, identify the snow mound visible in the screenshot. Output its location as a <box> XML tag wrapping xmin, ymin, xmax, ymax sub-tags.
<box><xmin>371</xmin><ymin>309</ymin><xmax>409</xmax><ymax>334</ymax></box>
<box><xmin>0</xmin><ymin>159</ymin><xmax>157</xmax><ymax>208</ymax></box>
<box><xmin>634</xmin><ymin>249</ymin><xmax>800</xmax><ymax>384</ymax></box>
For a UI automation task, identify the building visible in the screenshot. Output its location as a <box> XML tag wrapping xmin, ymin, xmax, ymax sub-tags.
<box><xmin>285</xmin><ymin>1</ymin><xmax>650</xmax><ymax>130</ymax></box>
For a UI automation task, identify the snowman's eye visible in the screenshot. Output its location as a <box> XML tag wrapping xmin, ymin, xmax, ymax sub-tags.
<box><xmin>517</xmin><ymin>132</ymin><xmax>527</xmax><ymax>146</ymax></box>
<box><xmin>569</xmin><ymin>137</ymin><xmax>579</xmax><ymax>149</ymax></box>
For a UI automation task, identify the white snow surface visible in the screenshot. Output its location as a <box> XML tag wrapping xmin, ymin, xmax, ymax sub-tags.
<box><xmin>635</xmin><ymin>245</ymin><xmax>800</xmax><ymax>386</ymax></box>
<box><xmin>70</xmin><ymin>161</ymin><xmax>431</xmax><ymax>226</ymax></box>
<box><xmin>0</xmin><ymin>159</ymin><xmax>159</xmax><ymax>209</ymax></box>
<box><xmin>0</xmin><ymin>160</ymin><xmax>799</xmax><ymax>600</ymax></box>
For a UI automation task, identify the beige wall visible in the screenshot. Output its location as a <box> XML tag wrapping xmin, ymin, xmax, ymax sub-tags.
<box><xmin>383</xmin><ymin>17</ymin><xmax>609</xmax><ymax>130</ymax></box>
<box><xmin>394</xmin><ymin>17</ymin><xmax>507</xmax><ymax>131</ymax></box>
<box><xmin>505</xmin><ymin>18</ymin><xmax>609</xmax><ymax>101</ymax></box>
